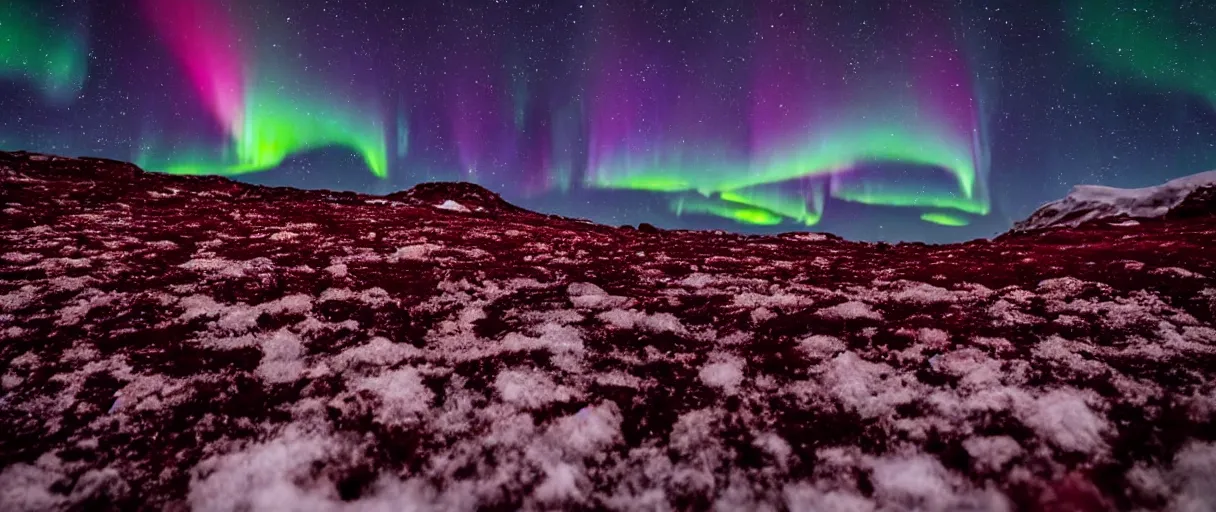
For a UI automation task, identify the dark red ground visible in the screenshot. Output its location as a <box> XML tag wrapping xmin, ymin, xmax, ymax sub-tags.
<box><xmin>2</xmin><ymin>151</ymin><xmax>1215</xmax><ymax>511</ymax></box>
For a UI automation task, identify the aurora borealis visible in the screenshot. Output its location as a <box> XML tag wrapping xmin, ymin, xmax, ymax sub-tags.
<box><xmin>0</xmin><ymin>1</ymin><xmax>87</xmax><ymax>104</ymax></box>
<box><xmin>134</xmin><ymin>0</ymin><xmax>388</xmax><ymax>178</ymax></box>
<box><xmin>2</xmin><ymin>0</ymin><xmax>1215</xmax><ymax>242</ymax></box>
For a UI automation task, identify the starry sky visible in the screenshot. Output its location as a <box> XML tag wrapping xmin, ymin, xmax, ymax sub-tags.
<box><xmin>2</xmin><ymin>0</ymin><xmax>1215</xmax><ymax>242</ymax></box>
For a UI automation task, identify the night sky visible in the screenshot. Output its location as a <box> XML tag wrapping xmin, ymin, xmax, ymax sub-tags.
<box><xmin>3</xmin><ymin>0</ymin><xmax>1215</xmax><ymax>242</ymax></box>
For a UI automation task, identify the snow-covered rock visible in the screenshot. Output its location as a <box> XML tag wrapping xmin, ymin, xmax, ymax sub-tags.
<box><xmin>1014</xmin><ymin>170</ymin><xmax>1216</xmax><ymax>232</ymax></box>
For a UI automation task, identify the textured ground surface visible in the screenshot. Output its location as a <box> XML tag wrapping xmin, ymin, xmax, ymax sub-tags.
<box><xmin>2</xmin><ymin>151</ymin><xmax>1216</xmax><ymax>511</ymax></box>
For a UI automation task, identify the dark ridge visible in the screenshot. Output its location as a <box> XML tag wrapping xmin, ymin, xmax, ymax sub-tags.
<box><xmin>1165</xmin><ymin>186</ymin><xmax>1216</xmax><ymax>220</ymax></box>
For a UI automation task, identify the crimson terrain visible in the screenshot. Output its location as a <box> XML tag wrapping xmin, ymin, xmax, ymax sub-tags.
<box><xmin>2</xmin><ymin>150</ymin><xmax>1216</xmax><ymax>511</ymax></box>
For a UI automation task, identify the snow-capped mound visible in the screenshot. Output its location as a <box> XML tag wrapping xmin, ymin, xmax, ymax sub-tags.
<box><xmin>1014</xmin><ymin>171</ymin><xmax>1216</xmax><ymax>232</ymax></box>
<box><xmin>387</xmin><ymin>182</ymin><xmax>527</xmax><ymax>214</ymax></box>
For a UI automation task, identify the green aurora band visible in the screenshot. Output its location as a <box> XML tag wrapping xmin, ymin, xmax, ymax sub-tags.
<box><xmin>136</xmin><ymin>0</ymin><xmax>387</xmax><ymax>179</ymax></box>
<box><xmin>137</xmin><ymin>86</ymin><xmax>388</xmax><ymax>179</ymax></box>
<box><xmin>920</xmin><ymin>212</ymin><xmax>971</xmax><ymax>227</ymax></box>
<box><xmin>1073</xmin><ymin>0</ymin><xmax>1216</xmax><ymax>106</ymax></box>
<box><xmin>139</xmin><ymin>84</ymin><xmax>388</xmax><ymax>178</ymax></box>
<box><xmin>673</xmin><ymin>195</ymin><xmax>786</xmax><ymax>226</ymax></box>
<box><xmin>589</xmin><ymin>121</ymin><xmax>987</xmax><ymax>227</ymax></box>
<box><xmin>0</xmin><ymin>1</ymin><xmax>87</xmax><ymax>104</ymax></box>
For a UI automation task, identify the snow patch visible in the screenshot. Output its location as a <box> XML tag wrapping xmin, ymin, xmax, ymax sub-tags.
<box><xmin>1</xmin><ymin>252</ymin><xmax>41</xmax><ymax>264</ymax></box>
<box><xmin>891</xmin><ymin>282</ymin><xmax>958</xmax><ymax>305</ymax></box>
<box><xmin>816</xmin><ymin>301</ymin><xmax>882</xmax><ymax>321</ymax></box>
<box><xmin>1171</xmin><ymin>441</ymin><xmax>1216</xmax><ymax>512</ymax></box>
<box><xmin>334</xmin><ymin>336</ymin><xmax>421</xmax><ymax>371</ymax></box>
<box><xmin>388</xmin><ymin>243</ymin><xmax>440</xmax><ymax>262</ymax></box>
<box><xmin>1019</xmin><ymin>389</ymin><xmax>1107</xmax><ymax>453</ymax></box>
<box><xmin>256</xmin><ymin>329</ymin><xmax>306</xmax><ymax>384</ymax></box>
<box><xmin>821</xmin><ymin>352</ymin><xmax>919</xmax><ymax>419</ymax></box>
<box><xmin>963</xmin><ymin>436</ymin><xmax>1023</xmax><ymax>472</ymax></box>
<box><xmin>496</xmin><ymin>369</ymin><xmax>578</xmax><ymax>408</ymax></box>
<box><xmin>597</xmin><ymin>309</ymin><xmax>687</xmax><ymax>333</ymax></box>
<box><xmin>1152</xmin><ymin>266</ymin><xmax>1207</xmax><ymax>279</ymax></box>
<box><xmin>798</xmin><ymin>335</ymin><xmax>847</xmax><ymax>359</ymax></box>
<box><xmin>0</xmin><ymin>286</ymin><xmax>40</xmax><ymax>312</ymax></box>
<box><xmin>568</xmin><ymin>282</ymin><xmax>629</xmax><ymax>309</ymax></box>
<box><xmin>699</xmin><ymin>356</ymin><xmax>745</xmax><ymax>394</ymax></box>
<box><xmin>678</xmin><ymin>273</ymin><xmax>717</xmax><ymax>289</ymax></box>
<box><xmin>353</xmin><ymin>366</ymin><xmax>433</xmax><ymax>424</ymax></box>
<box><xmin>436</xmin><ymin>200</ymin><xmax>470</xmax><ymax>212</ymax></box>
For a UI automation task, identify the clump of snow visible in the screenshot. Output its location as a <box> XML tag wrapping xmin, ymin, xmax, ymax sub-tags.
<box><xmin>816</xmin><ymin>301</ymin><xmax>882</xmax><ymax>321</ymax></box>
<box><xmin>732</xmin><ymin>291</ymin><xmax>809</xmax><ymax>309</ymax></box>
<box><xmin>178</xmin><ymin>257</ymin><xmax>235</xmax><ymax>273</ymax></box>
<box><xmin>1</xmin><ymin>252</ymin><xmax>41</xmax><ymax>264</ymax></box>
<box><xmin>988</xmin><ymin>299</ymin><xmax>1042</xmax><ymax>326</ymax></box>
<box><xmin>783</xmin><ymin>485</ymin><xmax>876</xmax><ymax>512</ymax></box>
<box><xmin>798</xmin><ymin>335</ymin><xmax>847</xmax><ymax>359</ymax></box>
<box><xmin>597</xmin><ymin>309</ymin><xmax>687</xmax><ymax>333</ymax></box>
<box><xmin>496</xmin><ymin>369</ymin><xmax>578</xmax><ymax>408</ymax></box>
<box><xmin>256</xmin><ymin>329</ymin><xmax>306</xmax><ymax>384</ymax></box>
<box><xmin>318</xmin><ymin>287</ymin><xmax>356</xmax><ymax>302</ymax></box>
<box><xmin>679</xmin><ymin>273</ymin><xmax>717</xmax><ymax>289</ymax></box>
<box><xmin>790</xmin><ymin>233</ymin><xmax>828</xmax><ymax>242</ymax></box>
<box><xmin>0</xmin><ymin>454</ymin><xmax>68</xmax><ymax>511</ymax></box>
<box><xmin>963</xmin><ymin>436</ymin><xmax>1023</xmax><ymax>472</ymax></box>
<box><xmin>567</xmin><ymin>282</ymin><xmax>607</xmax><ymax>297</ymax></box>
<box><xmin>750</xmin><ymin>307</ymin><xmax>775</xmax><ymax>323</ymax></box>
<box><xmin>58</xmin><ymin>290</ymin><xmax>121</xmax><ymax>326</ymax></box>
<box><xmin>866</xmin><ymin>454</ymin><xmax>1008</xmax><ymax>511</ymax></box>
<box><xmin>324</xmin><ymin>263</ymin><xmax>348</xmax><ymax>277</ymax></box>
<box><xmin>869</xmin><ymin>455</ymin><xmax>954</xmax><ymax>509</ymax></box>
<box><xmin>1014</xmin><ymin>170</ymin><xmax>1216</xmax><ymax>231</ymax></box>
<box><xmin>334</xmin><ymin>336</ymin><xmax>421</xmax><ymax>371</ymax></box>
<box><xmin>821</xmin><ymin>352</ymin><xmax>919</xmax><ymax>419</ymax></box>
<box><xmin>0</xmin><ymin>326</ymin><xmax>24</xmax><ymax>343</ymax></box>
<box><xmin>1183</xmin><ymin>326</ymin><xmax>1216</xmax><ymax>344</ymax></box>
<box><xmin>501</xmin><ymin>322</ymin><xmax>585</xmax><ymax>357</ymax></box>
<box><xmin>699</xmin><ymin>356</ymin><xmax>745</xmax><ymax>394</ymax></box>
<box><xmin>262</xmin><ymin>294</ymin><xmax>313</xmax><ymax>315</ymax></box>
<box><xmin>1170</xmin><ymin>441</ymin><xmax>1216</xmax><ymax>512</ymax></box>
<box><xmin>1019</xmin><ymin>389</ymin><xmax>1107</xmax><ymax>453</ymax></box>
<box><xmin>0</xmin><ymin>286</ymin><xmax>41</xmax><ymax>312</ymax></box>
<box><xmin>388</xmin><ymin>243</ymin><xmax>440</xmax><ymax>262</ymax></box>
<box><xmin>567</xmin><ymin>282</ymin><xmax>629</xmax><ymax>309</ymax></box>
<box><xmin>917</xmin><ymin>328</ymin><xmax>951</xmax><ymax>346</ymax></box>
<box><xmin>353</xmin><ymin>366</ymin><xmax>433</xmax><ymax>424</ymax></box>
<box><xmin>547</xmin><ymin>402</ymin><xmax>623</xmax><ymax>456</ymax></box>
<box><xmin>1152</xmin><ymin>267</ymin><xmax>1207</xmax><ymax>279</ymax></box>
<box><xmin>533</xmin><ymin>462</ymin><xmax>585</xmax><ymax>504</ymax></box>
<box><xmin>48</xmin><ymin>276</ymin><xmax>90</xmax><ymax>292</ymax></box>
<box><xmin>177</xmin><ymin>294</ymin><xmax>226</xmax><ymax>321</ymax></box>
<box><xmin>268</xmin><ymin>231</ymin><xmax>298</xmax><ymax>241</ymax></box>
<box><xmin>436</xmin><ymin>200</ymin><xmax>470</xmax><ymax>212</ymax></box>
<box><xmin>188</xmin><ymin>429</ymin><xmax>351</xmax><ymax>511</ymax></box>
<box><xmin>891</xmin><ymin>282</ymin><xmax>958</xmax><ymax>305</ymax></box>
<box><xmin>1037</xmin><ymin>276</ymin><xmax>1110</xmax><ymax>301</ymax></box>
<box><xmin>933</xmin><ymin>349</ymin><xmax>1002</xmax><ymax>389</ymax></box>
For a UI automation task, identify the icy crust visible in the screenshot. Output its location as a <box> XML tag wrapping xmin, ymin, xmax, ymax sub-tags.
<box><xmin>2</xmin><ymin>150</ymin><xmax>1216</xmax><ymax>511</ymax></box>
<box><xmin>1014</xmin><ymin>170</ymin><xmax>1216</xmax><ymax>232</ymax></box>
